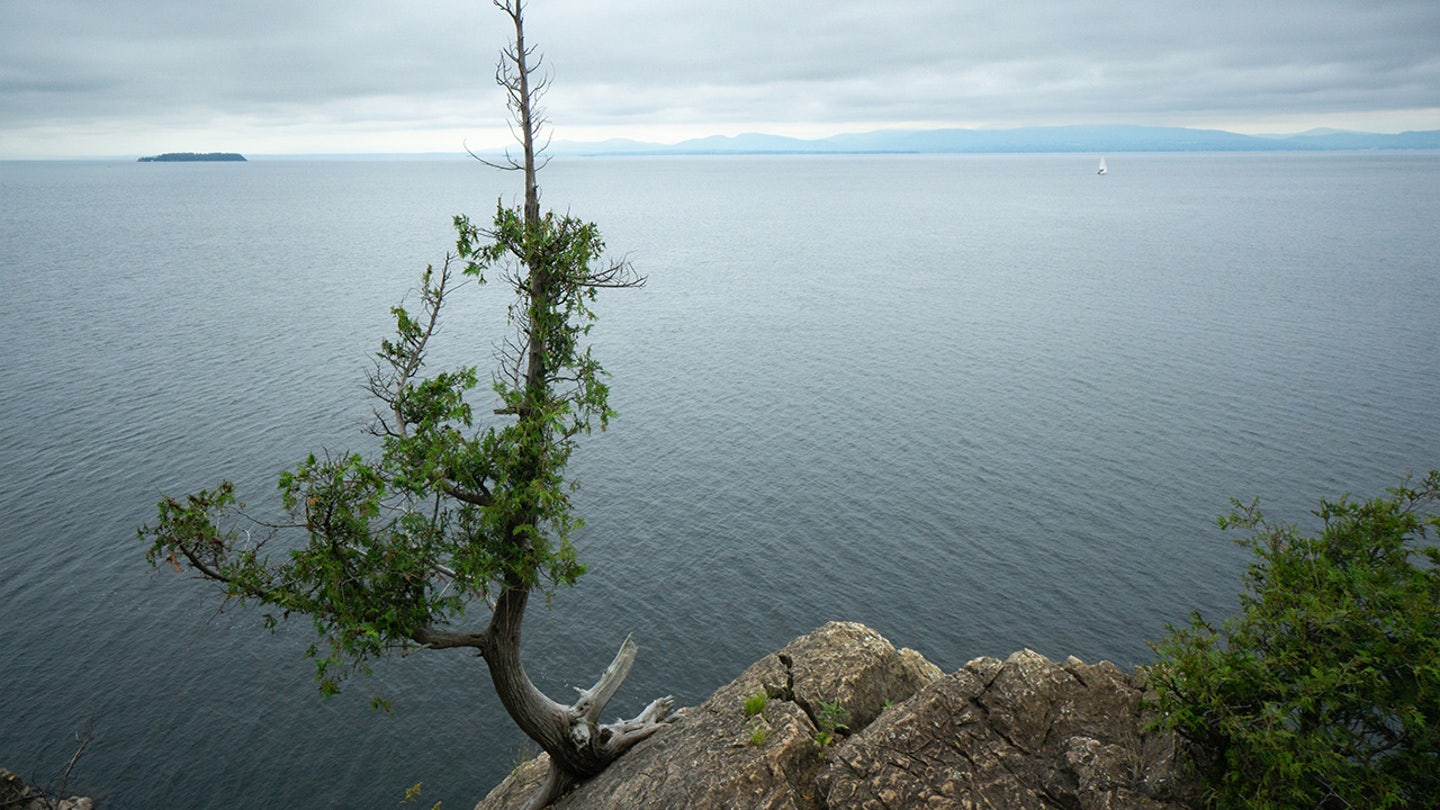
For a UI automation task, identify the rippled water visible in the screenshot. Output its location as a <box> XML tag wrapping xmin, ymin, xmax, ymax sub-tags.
<box><xmin>2</xmin><ymin>153</ymin><xmax>1437</xmax><ymax>807</ymax></box>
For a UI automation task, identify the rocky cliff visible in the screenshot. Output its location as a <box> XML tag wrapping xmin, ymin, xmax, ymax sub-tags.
<box><xmin>0</xmin><ymin>769</ymin><xmax>92</xmax><ymax>810</ymax></box>
<box><xmin>476</xmin><ymin>622</ymin><xmax>1198</xmax><ymax>809</ymax></box>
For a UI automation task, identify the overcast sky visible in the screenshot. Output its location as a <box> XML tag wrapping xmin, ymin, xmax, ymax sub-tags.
<box><xmin>2</xmin><ymin>0</ymin><xmax>1438</xmax><ymax>158</ymax></box>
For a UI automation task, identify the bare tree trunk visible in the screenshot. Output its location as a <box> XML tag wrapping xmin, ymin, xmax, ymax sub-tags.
<box><xmin>478</xmin><ymin>576</ymin><xmax>673</xmax><ymax>808</ymax></box>
<box><xmin>481</xmin><ymin>584</ymin><xmax>567</xmax><ymax>747</ymax></box>
<box><xmin>510</xmin><ymin>2</ymin><xmax>541</xmax><ymax>229</ymax></box>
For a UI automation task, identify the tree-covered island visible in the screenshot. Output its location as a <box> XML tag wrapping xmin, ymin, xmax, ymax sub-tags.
<box><xmin>137</xmin><ymin>152</ymin><xmax>246</xmax><ymax>162</ymax></box>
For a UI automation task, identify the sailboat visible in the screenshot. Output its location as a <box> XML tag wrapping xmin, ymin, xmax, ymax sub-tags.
<box><xmin>1097</xmin><ymin>156</ymin><xmax>1108</xmax><ymax>175</ymax></box>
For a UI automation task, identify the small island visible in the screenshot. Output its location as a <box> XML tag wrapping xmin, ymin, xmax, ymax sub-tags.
<box><xmin>138</xmin><ymin>152</ymin><xmax>246</xmax><ymax>162</ymax></box>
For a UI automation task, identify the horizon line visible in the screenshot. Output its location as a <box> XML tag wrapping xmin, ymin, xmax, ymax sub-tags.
<box><xmin>6</xmin><ymin>122</ymin><xmax>1439</xmax><ymax>161</ymax></box>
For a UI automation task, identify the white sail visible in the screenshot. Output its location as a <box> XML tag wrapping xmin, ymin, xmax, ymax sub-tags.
<box><xmin>1097</xmin><ymin>156</ymin><xmax>1108</xmax><ymax>175</ymax></box>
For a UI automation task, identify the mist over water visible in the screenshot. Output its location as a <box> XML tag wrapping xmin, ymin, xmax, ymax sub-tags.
<box><xmin>2</xmin><ymin>152</ymin><xmax>1437</xmax><ymax>807</ymax></box>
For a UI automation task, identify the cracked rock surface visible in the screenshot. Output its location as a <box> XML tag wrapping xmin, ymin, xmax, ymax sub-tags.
<box><xmin>817</xmin><ymin>650</ymin><xmax>1195</xmax><ymax>809</ymax></box>
<box><xmin>474</xmin><ymin>624</ymin><xmax>1197</xmax><ymax>810</ymax></box>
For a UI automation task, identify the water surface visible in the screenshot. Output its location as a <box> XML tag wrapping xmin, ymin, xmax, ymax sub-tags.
<box><xmin>1</xmin><ymin>152</ymin><xmax>1437</xmax><ymax>807</ymax></box>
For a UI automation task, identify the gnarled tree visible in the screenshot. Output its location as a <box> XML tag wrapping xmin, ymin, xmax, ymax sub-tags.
<box><xmin>140</xmin><ymin>3</ymin><xmax>674</xmax><ymax>807</ymax></box>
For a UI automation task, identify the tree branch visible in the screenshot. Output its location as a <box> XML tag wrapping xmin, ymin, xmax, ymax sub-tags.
<box><xmin>412</xmin><ymin>625</ymin><xmax>488</xmax><ymax>651</ymax></box>
<box><xmin>570</xmin><ymin>635</ymin><xmax>637</xmax><ymax>729</ymax></box>
<box><xmin>442</xmin><ymin>481</ymin><xmax>493</xmax><ymax>507</ymax></box>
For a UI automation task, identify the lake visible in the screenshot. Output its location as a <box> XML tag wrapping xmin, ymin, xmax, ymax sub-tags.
<box><xmin>1</xmin><ymin>152</ymin><xmax>1437</xmax><ymax>807</ymax></box>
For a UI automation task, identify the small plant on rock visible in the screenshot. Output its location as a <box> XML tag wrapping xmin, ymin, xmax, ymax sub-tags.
<box><xmin>743</xmin><ymin>688</ymin><xmax>768</xmax><ymax>718</ymax></box>
<box><xmin>812</xmin><ymin>700</ymin><xmax>850</xmax><ymax>754</ymax></box>
<box><xmin>748</xmin><ymin>722</ymin><xmax>769</xmax><ymax>748</ymax></box>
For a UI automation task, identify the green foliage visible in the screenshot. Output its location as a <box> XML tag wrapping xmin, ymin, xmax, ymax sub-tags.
<box><xmin>743</xmin><ymin>689</ymin><xmax>768</xmax><ymax>718</ymax></box>
<box><xmin>140</xmin><ymin>195</ymin><xmax>637</xmax><ymax>696</ymax></box>
<box><xmin>446</xmin><ymin>204</ymin><xmax>626</xmax><ymax>592</ymax></box>
<box><xmin>399</xmin><ymin>781</ymin><xmax>440</xmax><ymax>808</ymax></box>
<box><xmin>140</xmin><ymin>8</ymin><xmax>658</xmax><ymax>800</ymax></box>
<box><xmin>817</xmin><ymin>700</ymin><xmax>850</xmax><ymax>734</ymax></box>
<box><xmin>1149</xmin><ymin>471</ymin><xmax>1440</xmax><ymax>809</ymax></box>
<box><xmin>812</xmin><ymin>700</ymin><xmax>850</xmax><ymax>754</ymax></box>
<box><xmin>748</xmin><ymin>722</ymin><xmax>769</xmax><ymax>747</ymax></box>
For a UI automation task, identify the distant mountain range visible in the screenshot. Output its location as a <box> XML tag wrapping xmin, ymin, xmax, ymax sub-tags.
<box><xmin>545</xmin><ymin>125</ymin><xmax>1440</xmax><ymax>156</ymax></box>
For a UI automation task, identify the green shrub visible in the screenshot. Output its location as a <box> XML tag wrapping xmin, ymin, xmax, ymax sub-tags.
<box><xmin>812</xmin><ymin>700</ymin><xmax>850</xmax><ymax>754</ymax></box>
<box><xmin>1149</xmin><ymin>471</ymin><xmax>1440</xmax><ymax>809</ymax></box>
<box><xmin>743</xmin><ymin>688</ymin><xmax>768</xmax><ymax>717</ymax></box>
<box><xmin>748</xmin><ymin>722</ymin><xmax>769</xmax><ymax>747</ymax></box>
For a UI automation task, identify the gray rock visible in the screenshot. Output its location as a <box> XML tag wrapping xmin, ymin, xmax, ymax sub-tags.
<box><xmin>817</xmin><ymin>650</ymin><xmax>1196</xmax><ymax>809</ymax></box>
<box><xmin>475</xmin><ymin>627</ymin><xmax>1197</xmax><ymax>810</ymax></box>
<box><xmin>0</xmin><ymin>768</ymin><xmax>93</xmax><ymax>810</ymax></box>
<box><xmin>475</xmin><ymin>621</ymin><xmax>939</xmax><ymax>810</ymax></box>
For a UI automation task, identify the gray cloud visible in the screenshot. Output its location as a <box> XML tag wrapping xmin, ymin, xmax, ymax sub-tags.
<box><xmin>2</xmin><ymin>0</ymin><xmax>1437</xmax><ymax>156</ymax></box>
